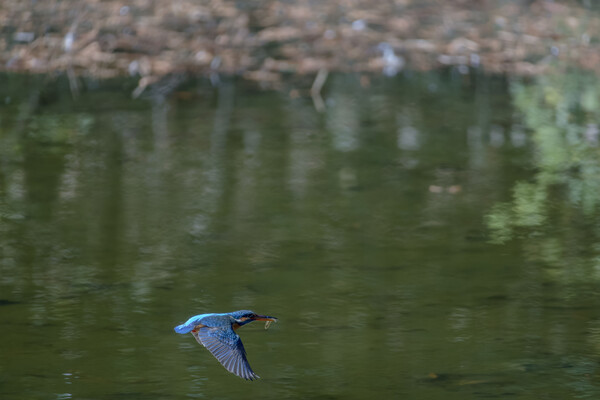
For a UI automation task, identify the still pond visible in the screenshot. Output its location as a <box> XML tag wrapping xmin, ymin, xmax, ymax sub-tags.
<box><xmin>1</xmin><ymin>71</ymin><xmax>600</xmax><ymax>399</ymax></box>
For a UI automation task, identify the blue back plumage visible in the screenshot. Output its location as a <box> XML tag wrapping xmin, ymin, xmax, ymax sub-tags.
<box><xmin>174</xmin><ymin>313</ymin><xmax>213</xmax><ymax>333</ymax></box>
<box><xmin>173</xmin><ymin>311</ymin><xmax>255</xmax><ymax>334</ymax></box>
<box><xmin>174</xmin><ymin>323</ymin><xmax>194</xmax><ymax>334</ymax></box>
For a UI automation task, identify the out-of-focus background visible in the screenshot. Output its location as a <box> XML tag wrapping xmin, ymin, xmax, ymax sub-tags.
<box><xmin>2</xmin><ymin>0</ymin><xmax>600</xmax><ymax>82</ymax></box>
<box><xmin>2</xmin><ymin>1</ymin><xmax>600</xmax><ymax>399</ymax></box>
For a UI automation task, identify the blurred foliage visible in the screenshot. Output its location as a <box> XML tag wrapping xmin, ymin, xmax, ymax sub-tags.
<box><xmin>486</xmin><ymin>71</ymin><xmax>600</xmax><ymax>279</ymax></box>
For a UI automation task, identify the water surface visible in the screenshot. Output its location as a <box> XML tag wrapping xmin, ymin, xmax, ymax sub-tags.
<box><xmin>1</xmin><ymin>72</ymin><xmax>599</xmax><ymax>399</ymax></box>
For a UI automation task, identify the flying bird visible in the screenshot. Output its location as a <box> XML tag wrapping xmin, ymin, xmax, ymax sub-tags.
<box><xmin>174</xmin><ymin>310</ymin><xmax>277</xmax><ymax>380</ymax></box>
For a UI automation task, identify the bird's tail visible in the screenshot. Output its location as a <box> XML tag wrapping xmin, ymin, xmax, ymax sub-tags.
<box><xmin>174</xmin><ymin>323</ymin><xmax>193</xmax><ymax>334</ymax></box>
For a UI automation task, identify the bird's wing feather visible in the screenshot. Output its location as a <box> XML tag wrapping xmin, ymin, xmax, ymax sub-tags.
<box><xmin>193</xmin><ymin>326</ymin><xmax>259</xmax><ymax>380</ymax></box>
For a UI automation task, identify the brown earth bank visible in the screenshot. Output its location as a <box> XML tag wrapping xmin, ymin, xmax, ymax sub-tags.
<box><xmin>1</xmin><ymin>0</ymin><xmax>599</xmax><ymax>88</ymax></box>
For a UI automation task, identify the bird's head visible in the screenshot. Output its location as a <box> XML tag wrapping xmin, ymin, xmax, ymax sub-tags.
<box><xmin>230</xmin><ymin>310</ymin><xmax>278</xmax><ymax>326</ymax></box>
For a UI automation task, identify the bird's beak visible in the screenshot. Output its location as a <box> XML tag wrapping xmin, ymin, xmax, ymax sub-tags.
<box><xmin>252</xmin><ymin>314</ymin><xmax>278</xmax><ymax>322</ymax></box>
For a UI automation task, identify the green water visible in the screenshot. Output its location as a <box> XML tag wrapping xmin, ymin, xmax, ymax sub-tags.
<box><xmin>1</xmin><ymin>72</ymin><xmax>600</xmax><ymax>399</ymax></box>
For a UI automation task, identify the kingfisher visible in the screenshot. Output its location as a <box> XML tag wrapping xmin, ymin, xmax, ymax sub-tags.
<box><xmin>174</xmin><ymin>310</ymin><xmax>277</xmax><ymax>380</ymax></box>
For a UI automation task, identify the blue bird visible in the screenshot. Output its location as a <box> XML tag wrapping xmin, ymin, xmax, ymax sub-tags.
<box><xmin>174</xmin><ymin>310</ymin><xmax>277</xmax><ymax>380</ymax></box>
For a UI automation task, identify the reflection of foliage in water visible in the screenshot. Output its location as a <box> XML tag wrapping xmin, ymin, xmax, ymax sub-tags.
<box><xmin>2</xmin><ymin>73</ymin><xmax>600</xmax><ymax>399</ymax></box>
<box><xmin>486</xmin><ymin>72</ymin><xmax>600</xmax><ymax>276</ymax></box>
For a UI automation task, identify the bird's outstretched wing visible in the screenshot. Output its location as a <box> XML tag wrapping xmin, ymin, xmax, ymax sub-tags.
<box><xmin>191</xmin><ymin>326</ymin><xmax>259</xmax><ymax>380</ymax></box>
